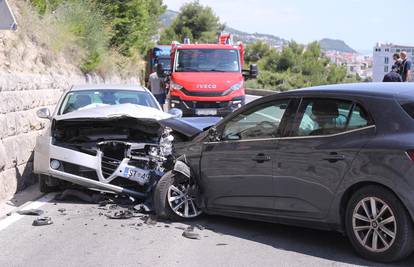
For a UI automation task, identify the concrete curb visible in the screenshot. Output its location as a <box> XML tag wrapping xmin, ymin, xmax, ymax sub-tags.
<box><xmin>246</xmin><ymin>88</ymin><xmax>278</xmax><ymax>96</ymax></box>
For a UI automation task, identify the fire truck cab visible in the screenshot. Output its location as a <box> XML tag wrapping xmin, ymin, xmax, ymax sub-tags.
<box><xmin>169</xmin><ymin>33</ymin><xmax>258</xmax><ymax>116</ymax></box>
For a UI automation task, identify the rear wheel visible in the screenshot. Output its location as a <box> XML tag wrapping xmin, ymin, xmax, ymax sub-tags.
<box><xmin>38</xmin><ymin>175</ymin><xmax>60</xmax><ymax>193</ymax></box>
<box><xmin>154</xmin><ymin>171</ymin><xmax>202</xmax><ymax>220</ymax></box>
<box><xmin>345</xmin><ymin>185</ymin><xmax>414</xmax><ymax>262</ymax></box>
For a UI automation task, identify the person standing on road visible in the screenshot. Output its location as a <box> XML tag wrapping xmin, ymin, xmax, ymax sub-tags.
<box><xmin>148</xmin><ymin>64</ymin><xmax>166</xmax><ymax>110</ymax></box>
<box><xmin>383</xmin><ymin>66</ymin><xmax>403</xmax><ymax>82</ymax></box>
<box><xmin>399</xmin><ymin>51</ymin><xmax>412</xmax><ymax>82</ymax></box>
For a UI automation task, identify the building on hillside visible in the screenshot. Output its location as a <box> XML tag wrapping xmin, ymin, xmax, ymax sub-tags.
<box><xmin>373</xmin><ymin>42</ymin><xmax>414</xmax><ymax>82</ymax></box>
<box><xmin>324</xmin><ymin>51</ymin><xmax>373</xmax><ymax>80</ymax></box>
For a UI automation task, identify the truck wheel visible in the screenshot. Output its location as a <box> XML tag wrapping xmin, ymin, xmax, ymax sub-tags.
<box><xmin>39</xmin><ymin>175</ymin><xmax>60</xmax><ymax>193</ymax></box>
<box><xmin>345</xmin><ymin>185</ymin><xmax>414</xmax><ymax>262</ymax></box>
<box><xmin>154</xmin><ymin>171</ymin><xmax>202</xmax><ymax>220</ymax></box>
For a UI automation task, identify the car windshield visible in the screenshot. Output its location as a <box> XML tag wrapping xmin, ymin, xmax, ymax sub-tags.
<box><xmin>175</xmin><ymin>49</ymin><xmax>240</xmax><ymax>72</ymax></box>
<box><xmin>59</xmin><ymin>89</ymin><xmax>159</xmax><ymax>115</ymax></box>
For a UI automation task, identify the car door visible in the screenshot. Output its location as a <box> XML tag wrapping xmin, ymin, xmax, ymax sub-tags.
<box><xmin>274</xmin><ymin>97</ymin><xmax>375</xmax><ymax>219</ymax></box>
<box><xmin>200</xmin><ymin>99</ymin><xmax>293</xmax><ymax>216</ymax></box>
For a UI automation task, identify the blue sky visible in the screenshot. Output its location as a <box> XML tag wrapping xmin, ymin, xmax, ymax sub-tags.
<box><xmin>164</xmin><ymin>0</ymin><xmax>412</xmax><ymax>51</ymax></box>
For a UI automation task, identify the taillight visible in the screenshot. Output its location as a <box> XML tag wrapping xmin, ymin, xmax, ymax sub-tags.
<box><xmin>406</xmin><ymin>150</ymin><xmax>414</xmax><ymax>161</ymax></box>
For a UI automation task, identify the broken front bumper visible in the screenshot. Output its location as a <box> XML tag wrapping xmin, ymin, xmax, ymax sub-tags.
<box><xmin>34</xmin><ymin>137</ymin><xmax>148</xmax><ymax>198</ymax></box>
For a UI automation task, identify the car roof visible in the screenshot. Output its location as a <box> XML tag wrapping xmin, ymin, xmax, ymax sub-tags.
<box><xmin>277</xmin><ymin>82</ymin><xmax>414</xmax><ymax>98</ymax></box>
<box><xmin>70</xmin><ymin>84</ymin><xmax>148</xmax><ymax>92</ymax></box>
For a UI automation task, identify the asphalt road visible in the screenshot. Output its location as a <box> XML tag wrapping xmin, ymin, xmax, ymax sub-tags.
<box><xmin>246</xmin><ymin>94</ymin><xmax>261</xmax><ymax>103</ymax></box>
<box><xmin>1</xmin><ymin>194</ymin><xmax>413</xmax><ymax>267</ymax></box>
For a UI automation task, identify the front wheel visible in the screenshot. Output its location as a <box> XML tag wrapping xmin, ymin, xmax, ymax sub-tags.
<box><xmin>154</xmin><ymin>171</ymin><xmax>202</xmax><ymax>220</ymax></box>
<box><xmin>345</xmin><ymin>185</ymin><xmax>414</xmax><ymax>262</ymax></box>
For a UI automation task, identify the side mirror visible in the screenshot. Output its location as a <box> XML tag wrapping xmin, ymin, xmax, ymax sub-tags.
<box><xmin>249</xmin><ymin>64</ymin><xmax>258</xmax><ymax>79</ymax></box>
<box><xmin>168</xmin><ymin>108</ymin><xmax>183</xmax><ymax>118</ymax></box>
<box><xmin>208</xmin><ymin>127</ymin><xmax>220</xmax><ymax>142</ymax></box>
<box><xmin>37</xmin><ymin>108</ymin><xmax>51</xmax><ymax>120</ymax></box>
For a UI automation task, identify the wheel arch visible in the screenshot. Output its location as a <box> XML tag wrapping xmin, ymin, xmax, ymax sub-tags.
<box><xmin>339</xmin><ymin>181</ymin><xmax>414</xmax><ymax>231</ymax></box>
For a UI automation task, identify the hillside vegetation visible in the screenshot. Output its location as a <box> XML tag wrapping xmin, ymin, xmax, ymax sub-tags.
<box><xmin>25</xmin><ymin>0</ymin><xmax>359</xmax><ymax>90</ymax></box>
<box><xmin>29</xmin><ymin>0</ymin><xmax>166</xmax><ymax>76</ymax></box>
<box><xmin>319</xmin><ymin>38</ymin><xmax>357</xmax><ymax>53</ymax></box>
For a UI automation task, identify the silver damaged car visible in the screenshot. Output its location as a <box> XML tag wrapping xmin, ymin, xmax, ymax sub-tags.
<box><xmin>33</xmin><ymin>84</ymin><xmax>218</xmax><ymax>199</ymax></box>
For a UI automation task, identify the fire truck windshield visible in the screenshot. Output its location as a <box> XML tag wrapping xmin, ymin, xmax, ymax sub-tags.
<box><xmin>175</xmin><ymin>49</ymin><xmax>240</xmax><ymax>72</ymax></box>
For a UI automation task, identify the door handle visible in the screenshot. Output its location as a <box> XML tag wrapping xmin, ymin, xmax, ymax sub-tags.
<box><xmin>323</xmin><ymin>152</ymin><xmax>345</xmax><ymax>163</ymax></box>
<box><xmin>252</xmin><ymin>153</ymin><xmax>271</xmax><ymax>163</ymax></box>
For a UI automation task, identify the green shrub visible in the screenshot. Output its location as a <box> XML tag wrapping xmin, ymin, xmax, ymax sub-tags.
<box><xmin>31</xmin><ymin>0</ymin><xmax>63</xmax><ymax>15</ymax></box>
<box><xmin>47</xmin><ymin>1</ymin><xmax>109</xmax><ymax>73</ymax></box>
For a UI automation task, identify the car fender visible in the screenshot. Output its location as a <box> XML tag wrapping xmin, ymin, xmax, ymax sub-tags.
<box><xmin>173</xmin><ymin>159</ymin><xmax>191</xmax><ymax>178</ymax></box>
<box><xmin>328</xmin><ymin>150</ymin><xmax>414</xmax><ymax>231</ymax></box>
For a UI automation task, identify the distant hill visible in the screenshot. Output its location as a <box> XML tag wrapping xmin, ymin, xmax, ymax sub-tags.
<box><xmin>319</xmin><ymin>38</ymin><xmax>357</xmax><ymax>53</ymax></box>
<box><xmin>159</xmin><ymin>10</ymin><xmax>287</xmax><ymax>47</ymax></box>
<box><xmin>159</xmin><ymin>10</ymin><xmax>356</xmax><ymax>53</ymax></box>
<box><xmin>159</xmin><ymin>9</ymin><xmax>178</xmax><ymax>28</ymax></box>
<box><xmin>225</xmin><ymin>26</ymin><xmax>287</xmax><ymax>46</ymax></box>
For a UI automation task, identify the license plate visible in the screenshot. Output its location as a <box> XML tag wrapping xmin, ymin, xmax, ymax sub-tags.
<box><xmin>123</xmin><ymin>167</ymin><xmax>145</xmax><ymax>179</ymax></box>
<box><xmin>196</xmin><ymin>109</ymin><xmax>217</xmax><ymax>115</ymax></box>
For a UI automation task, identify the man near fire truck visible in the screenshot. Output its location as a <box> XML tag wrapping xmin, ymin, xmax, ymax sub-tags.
<box><xmin>148</xmin><ymin>64</ymin><xmax>167</xmax><ymax>110</ymax></box>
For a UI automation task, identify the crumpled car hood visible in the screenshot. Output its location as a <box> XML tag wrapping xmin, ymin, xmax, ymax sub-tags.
<box><xmin>55</xmin><ymin>104</ymin><xmax>171</xmax><ymax>122</ymax></box>
<box><xmin>54</xmin><ymin>103</ymin><xmax>209</xmax><ymax>138</ymax></box>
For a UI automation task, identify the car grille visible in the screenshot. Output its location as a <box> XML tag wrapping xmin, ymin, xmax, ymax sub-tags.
<box><xmin>184</xmin><ymin>101</ymin><xmax>229</xmax><ymax>109</ymax></box>
<box><xmin>101</xmin><ymin>155</ymin><xmax>121</xmax><ymax>178</ymax></box>
<box><xmin>181</xmin><ymin>88</ymin><xmax>224</xmax><ymax>97</ymax></box>
<box><xmin>61</xmin><ymin>161</ymin><xmax>99</xmax><ymax>181</ymax></box>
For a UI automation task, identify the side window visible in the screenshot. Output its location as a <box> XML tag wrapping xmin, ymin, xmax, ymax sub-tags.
<box><xmin>296</xmin><ymin>99</ymin><xmax>352</xmax><ymax>136</ymax></box>
<box><xmin>222</xmin><ymin>100</ymin><xmax>290</xmax><ymax>141</ymax></box>
<box><xmin>295</xmin><ymin>99</ymin><xmax>373</xmax><ymax>137</ymax></box>
<box><xmin>348</xmin><ymin>104</ymin><xmax>371</xmax><ymax>129</ymax></box>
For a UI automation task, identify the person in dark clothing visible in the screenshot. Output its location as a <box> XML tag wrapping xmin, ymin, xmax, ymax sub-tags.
<box><xmin>400</xmin><ymin>51</ymin><xmax>412</xmax><ymax>82</ymax></box>
<box><xmin>392</xmin><ymin>53</ymin><xmax>402</xmax><ymax>73</ymax></box>
<box><xmin>383</xmin><ymin>66</ymin><xmax>403</xmax><ymax>82</ymax></box>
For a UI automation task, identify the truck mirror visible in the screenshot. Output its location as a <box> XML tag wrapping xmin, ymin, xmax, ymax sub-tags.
<box><xmin>249</xmin><ymin>64</ymin><xmax>258</xmax><ymax>79</ymax></box>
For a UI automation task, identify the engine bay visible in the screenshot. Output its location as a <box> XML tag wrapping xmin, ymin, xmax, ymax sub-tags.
<box><xmin>51</xmin><ymin>118</ymin><xmax>176</xmax><ymax>191</ymax></box>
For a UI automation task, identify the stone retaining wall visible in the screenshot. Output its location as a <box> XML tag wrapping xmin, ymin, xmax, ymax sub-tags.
<box><xmin>0</xmin><ymin>72</ymin><xmax>86</xmax><ymax>201</ymax></box>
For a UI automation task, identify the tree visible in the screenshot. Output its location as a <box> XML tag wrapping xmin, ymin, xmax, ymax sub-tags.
<box><xmin>253</xmin><ymin>40</ymin><xmax>350</xmax><ymax>91</ymax></box>
<box><xmin>245</xmin><ymin>41</ymin><xmax>271</xmax><ymax>64</ymax></box>
<box><xmin>97</xmin><ymin>0</ymin><xmax>166</xmax><ymax>56</ymax></box>
<box><xmin>160</xmin><ymin>1</ymin><xmax>222</xmax><ymax>43</ymax></box>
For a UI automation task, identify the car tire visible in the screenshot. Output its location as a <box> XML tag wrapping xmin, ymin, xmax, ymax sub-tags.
<box><xmin>345</xmin><ymin>185</ymin><xmax>414</xmax><ymax>262</ymax></box>
<box><xmin>39</xmin><ymin>175</ymin><xmax>60</xmax><ymax>193</ymax></box>
<box><xmin>154</xmin><ymin>171</ymin><xmax>202</xmax><ymax>220</ymax></box>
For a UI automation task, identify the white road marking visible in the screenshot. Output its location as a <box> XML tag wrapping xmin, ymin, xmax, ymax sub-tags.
<box><xmin>0</xmin><ymin>193</ymin><xmax>56</xmax><ymax>232</ymax></box>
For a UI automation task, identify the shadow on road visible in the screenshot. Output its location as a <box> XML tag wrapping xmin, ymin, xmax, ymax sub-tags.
<box><xmin>44</xmin><ymin>189</ymin><xmax>414</xmax><ymax>266</ymax></box>
<box><xmin>181</xmin><ymin>215</ymin><xmax>414</xmax><ymax>267</ymax></box>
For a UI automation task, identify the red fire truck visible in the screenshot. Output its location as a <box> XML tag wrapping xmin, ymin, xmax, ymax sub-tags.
<box><xmin>168</xmin><ymin>33</ymin><xmax>258</xmax><ymax>116</ymax></box>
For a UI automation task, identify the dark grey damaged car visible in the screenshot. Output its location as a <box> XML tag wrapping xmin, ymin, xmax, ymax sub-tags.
<box><xmin>154</xmin><ymin>83</ymin><xmax>414</xmax><ymax>262</ymax></box>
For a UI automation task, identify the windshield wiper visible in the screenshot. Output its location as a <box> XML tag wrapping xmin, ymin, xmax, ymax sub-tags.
<box><xmin>206</xmin><ymin>69</ymin><xmax>234</xmax><ymax>72</ymax></box>
<box><xmin>178</xmin><ymin>67</ymin><xmax>200</xmax><ymax>72</ymax></box>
